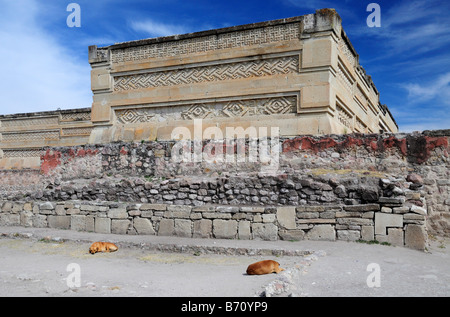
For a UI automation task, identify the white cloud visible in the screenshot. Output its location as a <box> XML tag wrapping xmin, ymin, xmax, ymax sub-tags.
<box><xmin>0</xmin><ymin>0</ymin><xmax>92</xmax><ymax>115</ymax></box>
<box><xmin>402</xmin><ymin>72</ymin><xmax>450</xmax><ymax>105</ymax></box>
<box><xmin>130</xmin><ymin>19</ymin><xmax>190</xmax><ymax>38</ymax></box>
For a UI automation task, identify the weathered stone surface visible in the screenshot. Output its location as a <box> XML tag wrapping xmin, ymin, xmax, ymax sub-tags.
<box><xmin>405</xmin><ymin>224</ymin><xmax>427</xmax><ymax>250</ymax></box>
<box><xmin>276</xmin><ymin>207</ymin><xmax>296</xmax><ymax>229</ymax></box>
<box><xmin>0</xmin><ymin>213</ymin><xmax>20</xmax><ymax>226</ymax></box>
<box><xmin>410</xmin><ymin>205</ymin><xmax>427</xmax><ymax>216</ymax></box>
<box><xmin>48</xmin><ymin>215</ymin><xmax>71</xmax><ymax>229</ymax></box>
<box><xmin>108</xmin><ymin>208</ymin><xmax>128</xmax><ymax>219</ymax></box>
<box><xmin>70</xmin><ymin>215</ymin><xmax>86</xmax><ymax>231</ymax></box>
<box><xmin>20</xmin><ymin>211</ymin><xmax>33</xmax><ymax>227</ymax></box>
<box><xmin>337</xmin><ymin>230</ymin><xmax>360</xmax><ymax>241</ymax></box>
<box><xmin>133</xmin><ymin>217</ymin><xmax>155</xmax><ymax>235</ymax></box>
<box><xmin>238</xmin><ymin>221</ymin><xmax>251</xmax><ymax>240</ymax></box>
<box><xmin>378</xmin><ymin>197</ymin><xmax>405</xmax><ymax>204</ymax></box>
<box><xmin>279</xmin><ymin>229</ymin><xmax>305</xmax><ymax>241</ymax></box>
<box><xmin>252</xmin><ymin>223</ymin><xmax>278</xmax><ymax>241</ymax></box>
<box><xmin>376</xmin><ymin>228</ymin><xmax>404</xmax><ymax>246</ymax></box>
<box><xmin>213</xmin><ymin>220</ymin><xmax>237</xmax><ymax>239</ymax></box>
<box><xmin>374</xmin><ymin>213</ymin><xmax>403</xmax><ymax>235</ymax></box>
<box><xmin>343</xmin><ymin>204</ymin><xmax>380</xmax><ymax>212</ymax></box>
<box><xmin>305</xmin><ymin>225</ymin><xmax>335</xmax><ymax>241</ymax></box>
<box><xmin>158</xmin><ymin>219</ymin><xmax>174</xmax><ymax>236</ymax></box>
<box><xmin>112</xmin><ymin>219</ymin><xmax>130</xmax><ymax>234</ymax></box>
<box><xmin>361</xmin><ymin>225</ymin><xmax>374</xmax><ymax>241</ymax></box>
<box><xmin>174</xmin><ymin>219</ymin><xmax>192</xmax><ymax>237</ymax></box>
<box><xmin>193</xmin><ymin>219</ymin><xmax>212</xmax><ymax>238</ymax></box>
<box><xmin>95</xmin><ymin>217</ymin><xmax>111</xmax><ymax>234</ymax></box>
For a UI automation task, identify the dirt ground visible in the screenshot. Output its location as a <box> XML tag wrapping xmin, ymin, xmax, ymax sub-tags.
<box><xmin>0</xmin><ymin>226</ymin><xmax>448</xmax><ymax>297</ymax></box>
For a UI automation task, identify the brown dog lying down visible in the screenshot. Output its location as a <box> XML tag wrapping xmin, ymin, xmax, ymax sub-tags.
<box><xmin>89</xmin><ymin>242</ymin><xmax>119</xmax><ymax>254</ymax></box>
<box><xmin>246</xmin><ymin>260</ymin><xmax>285</xmax><ymax>275</ymax></box>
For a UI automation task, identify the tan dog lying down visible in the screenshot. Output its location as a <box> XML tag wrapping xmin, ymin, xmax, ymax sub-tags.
<box><xmin>89</xmin><ymin>242</ymin><xmax>118</xmax><ymax>254</ymax></box>
<box><xmin>246</xmin><ymin>260</ymin><xmax>285</xmax><ymax>275</ymax></box>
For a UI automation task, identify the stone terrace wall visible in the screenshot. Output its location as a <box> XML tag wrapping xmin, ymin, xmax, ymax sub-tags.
<box><xmin>0</xmin><ymin>198</ymin><xmax>427</xmax><ymax>250</ymax></box>
<box><xmin>0</xmin><ymin>131</ymin><xmax>448</xmax><ymax>247</ymax></box>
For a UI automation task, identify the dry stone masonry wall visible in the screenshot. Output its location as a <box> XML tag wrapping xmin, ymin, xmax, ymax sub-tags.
<box><xmin>0</xmin><ymin>197</ymin><xmax>427</xmax><ymax>250</ymax></box>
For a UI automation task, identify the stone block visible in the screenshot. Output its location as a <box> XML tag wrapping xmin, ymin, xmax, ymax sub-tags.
<box><xmin>112</xmin><ymin>219</ymin><xmax>131</xmax><ymax>234</ymax></box>
<box><xmin>213</xmin><ymin>219</ymin><xmax>237</xmax><ymax>239</ymax></box>
<box><xmin>71</xmin><ymin>215</ymin><xmax>87</xmax><ymax>231</ymax></box>
<box><xmin>337</xmin><ymin>230</ymin><xmax>360</xmax><ymax>241</ymax></box>
<box><xmin>108</xmin><ymin>208</ymin><xmax>128</xmax><ymax>219</ymax></box>
<box><xmin>32</xmin><ymin>214</ymin><xmax>47</xmax><ymax>228</ymax></box>
<box><xmin>2</xmin><ymin>202</ymin><xmax>13</xmax><ymax>212</ymax></box>
<box><xmin>393</xmin><ymin>206</ymin><xmax>409</xmax><ymax>214</ymax></box>
<box><xmin>86</xmin><ymin>216</ymin><xmax>95</xmax><ymax>232</ymax></box>
<box><xmin>134</xmin><ymin>217</ymin><xmax>155</xmax><ymax>235</ymax></box>
<box><xmin>374</xmin><ymin>213</ymin><xmax>403</xmax><ymax>235</ymax></box>
<box><xmin>378</xmin><ymin>197</ymin><xmax>405</xmax><ymax>204</ymax></box>
<box><xmin>238</xmin><ymin>221</ymin><xmax>251</xmax><ymax>240</ymax></box>
<box><xmin>361</xmin><ymin>226</ymin><xmax>374</xmax><ymax>241</ymax></box>
<box><xmin>239</xmin><ymin>206</ymin><xmax>265</xmax><ymax>213</ymax></box>
<box><xmin>376</xmin><ymin>228</ymin><xmax>404</xmax><ymax>246</ymax></box>
<box><xmin>39</xmin><ymin>202</ymin><xmax>55</xmax><ymax>211</ymax></box>
<box><xmin>216</xmin><ymin>206</ymin><xmax>239</xmax><ymax>213</ymax></box>
<box><xmin>140</xmin><ymin>204</ymin><xmax>167</xmax><ymax>211</ymax></box>
<box><xmin>0</xmin><ymin>213</ymin><xmax>20</xmax><ymax>226</ymax></box>
<box><xmin>167</xmin><ymin>205</ymin><xmax>192</xmax><ymax>212</ymax></box>
<box><xmin>48</xmin><ymin>216</ymin><xmax>71</xmax><ymax>229</ymax></box>
<box><xmin>252</xmin><ymin>223</ymin><xmax>278</xmax><ymax>241</ymax></box>
<box><xmin>164</xmin><ymin>209</ymin><xmax>191</xmax><ymax>219</ymax></box>
<box><xmin>262</xmin><ymin>214</ymin><xmax>276</xmax><ymax>223</ymax></box>
<box><xmin>20</xmin><ymin>211</ymin><xmax>33</xmax><ymax>227</ymax></box>
<box><xmin>297</xmin><ymin>212</ymin><xmax>319</xmax><ymax>219</ymax></box>
<box><xmin>193</xmin><ymin>219</ymin><xmax>212</xmax><ymax>238</ymax></box>
<box><xmin>405</xmin><ymin>224</ymin><xmax>427</xmax><ymax>250</ymax></box>
<box><xmin>55</xmin><ymin>205</ymin><xmax>66</xmax><ymax>216</ymax></box>
<box><xmin>305</xmin><ymin>224</ymin><xmax>335</xmax><ymax>241</ymax></box>
<box><xmin>276</xmin><ymin>207</ymin><xmax>296</xmax><ymax>229</ymax></box>
<box><xmin>158</xmin><ymin>219</ymin><xmax>174</xmax><ymax>236</ymax></box>
<box><xmin>337</xmin><ymin>218</ymin><xmax>373</xmax><ymax>226</ymax></box>
<box><xmin>410</xmin><ymin>205</ymin><xmax>427</xmax><ymax>216</ymax></box>
<box><xmin>343</xmin><ymin>204</ymin><xmax>380</xmax><ymax>212</ymax></box>
<box><xmin>95</xmin><ymin>217</ymin><xmax>111</xmax><ymax>234</ymax></box>
<box><xmin>174</xmin><ymin>219</ymin><xmax>192</xmax><ymax>237</ymax></box>
<box><xmin>279</xmin><ymin>229</ymin><xmax>305</xmax><ymax>241</ymax></box>
<box><xmin>12</xmin><ymin>203</ymin><xmax>23</xmax><ymax>213</ymax></box>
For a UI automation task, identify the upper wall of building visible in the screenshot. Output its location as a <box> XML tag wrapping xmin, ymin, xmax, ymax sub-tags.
<box><xmin>87</xmin><ymin>8</ymin><xmax>397</xmax><ymax>144</ymax></box>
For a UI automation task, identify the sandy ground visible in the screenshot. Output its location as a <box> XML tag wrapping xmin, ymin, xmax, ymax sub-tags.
<box><xmin>0</xmin><ymin>226</ymin><xmax>448</xmax><ymax>297</ymax></box>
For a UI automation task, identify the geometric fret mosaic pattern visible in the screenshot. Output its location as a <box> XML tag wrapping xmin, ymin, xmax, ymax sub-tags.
<box><xmin>116</xmin><ymin>95</ymin><xmax>297</xmax><ymax>124</ymax></box>
<box><xmin>114</xmin><ymin>55</ymin><xmax>299</xmax><ymax>92</ymax></box>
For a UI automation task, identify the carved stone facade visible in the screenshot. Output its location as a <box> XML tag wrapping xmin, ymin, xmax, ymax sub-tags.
<box><xmin>0</xmin><ymin>108</ymin><xmax>93</xmax><ymax>169</ymax></box>
<box><xmin>88</xmin><ymin>8</ymin><xmax>397</xmax><ymax>144</ymax></box>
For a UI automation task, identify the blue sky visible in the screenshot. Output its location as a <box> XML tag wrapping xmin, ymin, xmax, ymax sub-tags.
<box><xmin>0</xmin><ymin>0</ymin><xmax>449</xmax><ymax>132</ymax></box>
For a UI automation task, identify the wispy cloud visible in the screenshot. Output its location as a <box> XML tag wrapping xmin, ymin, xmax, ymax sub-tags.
<box><xmin>402</xmin><ymin>72</ymin><xmax>450</xmax><ymax>105</ymax></box>
<box><xmin>130</xmin><ymin>19</ymin><xmax>191</xmax><ymax>38</ymax></box>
